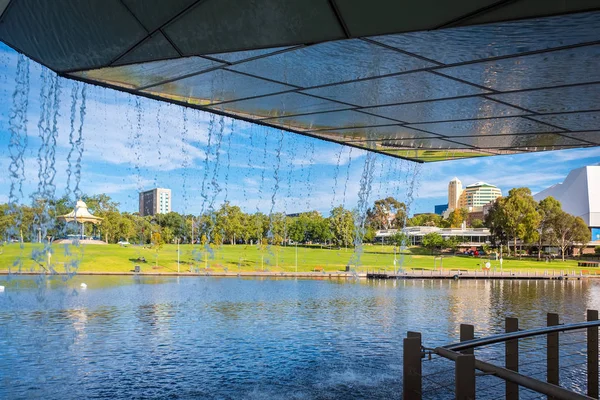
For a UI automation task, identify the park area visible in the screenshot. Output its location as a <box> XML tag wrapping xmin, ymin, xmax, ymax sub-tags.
<box><xmin>0</xmin><ymin>243</ymin><xmax>592</xmax><ymax>275</ymax></box>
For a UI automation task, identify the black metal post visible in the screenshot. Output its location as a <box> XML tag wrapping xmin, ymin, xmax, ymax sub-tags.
<box><xmin>461</xmin><ymin>324</ymin><xmax>475</xmax><ymax>355</ymax></box>
<box><xmin>456</xmin><ymin>354</ymin><xmax>476</xmax><ymax>400</ymax></box>
<box><xmin>588</xmin><ymin>310</ymin><xmax>598</xmax><ymax>399</ymax></box>
<box><xmin>547</xmin><ymin>313</ymin><xmax>560</xmax><ymax>395</ymax></box>
<box><xmin>403</xmin><ymin>332</ymin><xmax>422</xmax><ymax>400</ymax></box>
<box><xmin>506</xmin><ymin>317</ymin><xmax>519</xmax><ymax>400</ymax></box>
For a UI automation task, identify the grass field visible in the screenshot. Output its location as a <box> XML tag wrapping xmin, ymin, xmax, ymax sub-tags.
<box><xmin>0</xmin><ymin>242</ymin><xmax>591</xmax><ymax>274</ymax></box>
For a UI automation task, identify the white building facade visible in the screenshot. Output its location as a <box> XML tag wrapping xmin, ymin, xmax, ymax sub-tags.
<box><xmin>534</xmin><ymin>165</ymin><xmax>600</xmax><ymax>242</ymax></box>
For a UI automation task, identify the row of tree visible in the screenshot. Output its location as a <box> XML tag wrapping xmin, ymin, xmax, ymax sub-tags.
<box><xmin>0</xmin><ymin>194</ymin><xmax>409</xmax><ymax>247</ymax></box>
<box><xmin>485</xmin><ymin>188</ymin><xmax>590</xmax><ymax>260</ymax></box>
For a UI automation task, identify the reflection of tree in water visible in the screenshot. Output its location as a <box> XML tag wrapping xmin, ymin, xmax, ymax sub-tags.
<box><xmin>136</xmin><ymin>303</ymin><xmax>176</xmax><ymax>339</ymax></box>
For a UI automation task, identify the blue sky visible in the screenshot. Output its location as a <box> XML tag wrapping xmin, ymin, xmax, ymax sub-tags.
<box><xmin>1</xmin><ymin>43</ymin><xmax>599</xmax><ymax>217</ymax></box>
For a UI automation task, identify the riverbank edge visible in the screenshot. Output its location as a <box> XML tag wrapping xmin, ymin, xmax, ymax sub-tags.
<box><xmin>1</xmin><ymin>271</ymin><xmax>597</xmax><ymax>280</ymax></box>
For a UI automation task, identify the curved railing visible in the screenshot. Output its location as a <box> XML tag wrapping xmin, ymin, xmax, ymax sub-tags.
<box><xmin>403</xmin><ymin>311</ymin><xmax>600</xmax><ymax>399</ymax></box>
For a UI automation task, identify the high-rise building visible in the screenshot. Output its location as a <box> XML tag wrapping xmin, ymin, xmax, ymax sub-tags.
<box><xmin>139</xmin><ymin>188</ymin><xmax>172</xmax><ymax>216</ymax></box>
<box><xmin>434</xmin><ymin>204</ymin><xmax>448</xmax><ymax>215</ymax></box>
<box><xmin>448</xmin><ymin>177</ymin><xmax>462</xmax><ymax>211</ymax></box>
<box><xmin>459</xmin><ymin>182</ymin><xmax>502</xmax><ymax>210</ymax></box>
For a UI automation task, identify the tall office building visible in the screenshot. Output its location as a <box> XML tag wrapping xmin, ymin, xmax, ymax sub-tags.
<box><xmin>460</xmin><ymin>182</ymin><xmax>502</xmax><ymax>210</ymax></box>
<box><xmin>448</xmin><ymin>177</ymin><xmax>463</xmax><ymax>211</ymax></box>
<box><xmin>139</xmin><ymin>188</ymin><xmax>171</xmax><ymax>216</ymax></box>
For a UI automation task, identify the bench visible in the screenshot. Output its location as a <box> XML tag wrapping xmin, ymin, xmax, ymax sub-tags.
<box><xmin>313</xmin><ymin>267</ymin><xmax>324</xmax><ymax>272</ymax></box>
<box><xmin>578</xmin><ymin>261</ymin><xmax>599</xmax><ymax>267</ymax></box>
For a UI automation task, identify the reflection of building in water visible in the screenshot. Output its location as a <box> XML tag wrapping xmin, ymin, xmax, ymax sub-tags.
<box><xmin>444</xmin><ymin>280</ymin><xmax>492</xmax><ymax>338</ymax></box>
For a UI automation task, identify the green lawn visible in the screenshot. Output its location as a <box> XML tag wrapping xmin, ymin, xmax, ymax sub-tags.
<box><xmin>0</xmin><ymin>243</ymin><xmax>591</xmax><ymax>274</ymax></box>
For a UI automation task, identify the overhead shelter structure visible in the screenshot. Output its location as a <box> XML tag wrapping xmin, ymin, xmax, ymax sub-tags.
<box><xmin>1</xmin><ymin>0</ymin><xmax>599</xmax><ymax>162</ymax></box>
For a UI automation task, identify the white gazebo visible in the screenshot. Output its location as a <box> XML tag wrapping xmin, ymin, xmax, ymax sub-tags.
<box><xmin>58</xmin><ymin>200</ymin><xmax>103</xmax><ymax>240</ymax></box>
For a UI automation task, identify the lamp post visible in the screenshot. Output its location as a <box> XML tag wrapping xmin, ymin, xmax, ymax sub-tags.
<box><xmin>177</xmin><ymin>238</ymin><xmax>180</xmax><ymax>273</ymax></box>
<box><xmin>295</xmin><ymin>242</ymin><xmax>298</xmax><ymax>273</ymax></box>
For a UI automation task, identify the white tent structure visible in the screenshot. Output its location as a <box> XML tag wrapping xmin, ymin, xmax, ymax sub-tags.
<box><xmin>534</xmin><ymin>165</ymin><xmax>600</xmax><ymax>244</ymax></box>
<box><xmin>58</xmin><ymin>200</ymin><xmax>103</xmax><ymax>240</ymax></box>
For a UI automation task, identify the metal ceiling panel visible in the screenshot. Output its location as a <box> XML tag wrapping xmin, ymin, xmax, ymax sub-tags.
<box><xmin>303</xmin><ymin>72</ymin><xmax>489</xmax><ymax>107</ymax></box>
<box><xmin>144</xmin><ymin>69</ymin><xmax>293</xmax><ymax>106</ymax></box>
<box><xmin>163</xmin><ymin>0</ymin><xmax>345</xmax><ymax>56</ymax></box>
<box><xmin>267</xmin><ymin>110</ymin><xmax>397</xmax><ymax>132</ymax></box>
<box><xmin>208</xmin><ymin>93</ymin><xmax>351</xmax><ymax>119</ymax></box>
<box><xmin>531</xmin><ymin>112</ymin><xmax>600</xmax><ymax>132</ymax></box>
<box><xmin>561</xmin><ymin>131</ymin><xmax>600</xmax><ymax>145</ymax></box>
<box><xmin>362</xmin><ymin>97</ymin><xmax>526</xmax><ymax>124</ymax></box>
<box><xmin>313</xmin><ymin>125</ymin><xmax>438</xmax><ymax>141</ymax></box>
<box><xmin>439</xmin><ymin>45</ymin><xmax>600</xmax><ymax>92</ymax></box>
<box><xmin>0</xmin><ymin>0</ymin><xmax>147</xmax><ymax>71</ymax></box>
<box><xmin>72</xmin><ymin>57</ymin><xmax>222</xmax><ymax>90</ymax></box>
<box><xmin>229</xmin><ymin>39</ymin><xmax>435</xmax><ymax>87</ymax></box>
<box><xmin>206</xmin><ymin>46</ymin><xmax>293</xmax><ymax>64</ymax></box>
<box><xmin>488</xmin><ymin>84</ymin><xmax>600</xmax><ymax>114</ymax></box>
<box><xmin>114</xmin><ymin>32</ymin><xmax>180</xmax><ymax>66</ymax></box>
<box><xmin>333</xmin><ymin>0</ymin><xmax>499</xmax><ymax>37</ymax></box>
<box><xmin>2</xmin><ymin>1</ymin><xmax>599</xmax><ymax>162</ymax></box>
<box><xmin>121</xmin><ymin>0</ymin><xmax>197</xmax><ymax>32</ymax></box>
<box><xmin>408</xmin><ymin>117</ymin><xmax>561</xmax><ymax>137</ymax></box>
<box><xmin>452</xmin><ymin>133</ymin><xmax>586</xmax><ymax>149</ymax></box>
<box><xmin>370</xmin><ymin>11</ymin><xmax>600</xmax><ymax>64</ymax></box>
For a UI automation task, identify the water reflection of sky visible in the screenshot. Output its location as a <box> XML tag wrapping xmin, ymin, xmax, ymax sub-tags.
<box><xmin>1</xmin><ymin>277</ymin><xmax>599</xmax><ymax>398</ymax></box>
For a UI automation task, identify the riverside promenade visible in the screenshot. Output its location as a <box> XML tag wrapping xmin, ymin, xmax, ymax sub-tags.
<box><xmin>2</xmin><ymin>269</ymin><xmax>597</xmax><ymax>280</ymax></box>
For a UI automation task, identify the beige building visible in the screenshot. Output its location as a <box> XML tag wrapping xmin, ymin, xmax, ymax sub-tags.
<box><xmin>139</xmin><ymin>188</ymin><xmax>172</xmax><ymax>216</ymax></box>
<box><xmin>459</xmin><ymin>182</ymin><xmax>502</xmax><ymax>211</ymax></box>
<box><xmin>447</xmin><ymin>177</ymin><xmax>463</xmax><ymax>211</ymax></box>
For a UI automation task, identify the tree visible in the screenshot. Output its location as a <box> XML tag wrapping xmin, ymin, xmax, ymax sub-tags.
<box><xmin>422</xmin><ymin>232</ymin><xmax>444</xmax><ymax>255</ymax></box>
<box><xmin>444</xmin><ymin>236</ymin><xmax>460</xmax><ymax>253</ymax></box>
<box><xmin>553</xmin><ymin>212</ymin><xmax>591</xmax><ymax>261</ymax></box>
<box><xmin>288</xmin><ymin>217</ymin><xmax>306</xmax><ymax>244</ymax></box>
<box><xmin>535</xmin><ymin>196</ymin><xmax>562</xmax><ymax>259</ymax></box>
<box><xmin>366</xmin><ymin>197</ymin><xmax>407</xmax><ymax>230</ymax></box>
<box><xmin>0</xmin><ymin>204</ymin><xmax>14</xmax><ymax>241</ymax></box>
<box><xmin>101</xmin><ymin>210</ymin><xmax>122</xmax><ymax>243</ymax></box>
<box><xmin>499</xmin><ymin>188</ymin><xmax>541</xmax><ymax>258</ymax></box>
<box><xmin>471</xmin><ymin>219</ymin><xmax>484</xmax><ymax>228</ymax></box>
<box><xmin>216</xmin><ymin>202</ymin><xmax>243</xmax><ymax>244</ymax></box>
<box><xmin>151</xmin><ymin>231</ymin><xmax>164</xmax><ymax>267</ymax></box>
<box><xmin>161</xmin><ymin>226</ymin><xmax>174</xmax><ymax>244</ymax></box>
<box><xmin>118</xmin><ymin>215</ymin><xmax>136</xmax><ymax>242</ymax></box>
<box><xmin>484</xmin><ymin>200</ymin><xmax>509</xmax><ymax>252</ymax></box>
<box><xmin>329</xmin><ymin>206</ymin><xmax>355</xmax><ymax>248</ymax></box>
<box><xmin>390</xmin><ymin>232</ymin><xmax>408</xmax><ymax>248</ymax></box>
<box><xmin>407</xmin><ymin>213</ymin><xmax>441</xmax><ymax>227</ymax></box>
<box><xmin>363</xmin><ymin>227</ymin><xmax>377</xmax><ymax>243</ymax></box>
<box><xmin>82</xmin><ymin>194</ymin><xmax>119</xmax><ymax>214</ymax></box>
<box><xmin>448</xmin><ymin>208</ymin><xmax>469</xmax><ymax>228</ymax></box>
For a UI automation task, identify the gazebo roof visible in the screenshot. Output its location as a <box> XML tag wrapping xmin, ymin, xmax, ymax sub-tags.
<box><xmin>58</xmin><ymin>200</ymin><xmax>103</xmax><ymax>224</ymax></box>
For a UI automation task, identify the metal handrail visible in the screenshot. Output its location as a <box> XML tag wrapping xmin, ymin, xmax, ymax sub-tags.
<box><xmin>435</xmin><ymin>347</ymin><xmax>593</xmax><ymax>400</ymax></box>
<box><xmin>444</xmin><ymin>320</ymin><xmax>600</xmax><ymax>351</ymax></box>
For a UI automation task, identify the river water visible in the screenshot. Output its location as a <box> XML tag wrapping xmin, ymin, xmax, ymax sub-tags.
<box><xmin>1</xmin><ymin>277</ymin><xmax>599</xmax><ymax>399</ymax></box>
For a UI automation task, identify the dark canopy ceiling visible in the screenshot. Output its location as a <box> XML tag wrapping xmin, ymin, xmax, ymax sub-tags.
<box><xmin>1</xmin><ymin>0</ymin><xmax>599</xmax><ymax>162</ymax></box>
